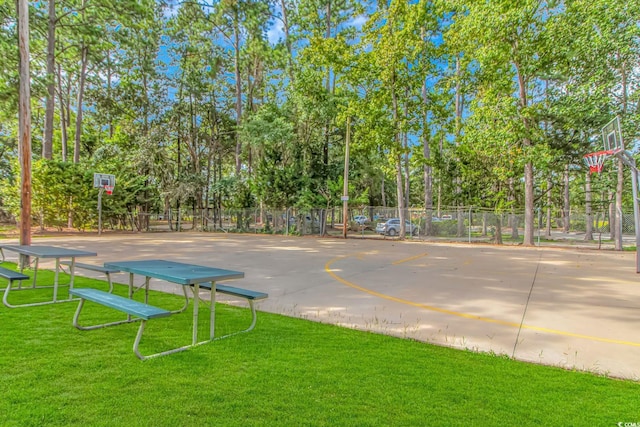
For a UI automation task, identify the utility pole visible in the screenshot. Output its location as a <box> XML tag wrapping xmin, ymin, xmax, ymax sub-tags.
<box><xmin>18</xmin><ymin>0</ymin><xmax>32</xmax><ymax>252</ymax></box>
<box><xmin>342</xmin><ymin>117</ymin><xmax>350</xmax><ymax>239</ymax></box>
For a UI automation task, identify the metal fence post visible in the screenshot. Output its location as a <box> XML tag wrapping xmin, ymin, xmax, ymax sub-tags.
<box><xmin>468</xmin><ymin>206</ymin><xmax>472</xmax><ymax>243</ymax></box>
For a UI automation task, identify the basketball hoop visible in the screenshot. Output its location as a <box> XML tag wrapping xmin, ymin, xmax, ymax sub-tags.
<box><xmin>584</xmin><ymin>150</ymin><xmax>612</xmax><ymax>174</ymax></box>
<box><xmin>104</xmin><ymin>185</ymin><xmax>114</xmax><ymax>195</ymax></box>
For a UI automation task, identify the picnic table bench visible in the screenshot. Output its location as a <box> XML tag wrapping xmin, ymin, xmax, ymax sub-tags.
<box><xmin>69</xmin><ymin>288</ymin><xmax>172</xmax><ymax>360</ymax></box>
<box><xmin>60</xmin><ymin>261</ymin><xmax>120</xmax><ymax>293</ymax></box>
<box><xmin>192</xmin><ymin>283</ymin><xmax>268</xmax><ymax>338</ymax></box>
<box><xmin>0</xmin><ymin>267</ymin><xmax>30</xmax><ymax>308</ymax></box>
<box><xmin>0</xmin><ymin>266</ymin><xmax>30</xmax><ymax>283</ymax></box>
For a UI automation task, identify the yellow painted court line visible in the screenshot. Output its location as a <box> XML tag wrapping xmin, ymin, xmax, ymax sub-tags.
<box><xmin>324</xmin><ymin>255</ymin><xmax>640</xmax><ymax>348</ymax></box>
<box><xmin>392</xmin><ymin>252</ymin><xmax>428</xmax><ymax>265</ymax></box>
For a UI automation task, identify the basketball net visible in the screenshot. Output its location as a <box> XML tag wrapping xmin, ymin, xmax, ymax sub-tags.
<box><xmin>104</xmin><ymin>185</ymin><xmax>114</xmax><ymax>195</ymax></box>
<box><xmin>583</xmin><ymin>150</ymin><xmax>612</xmax><ymax>174</ymax></box>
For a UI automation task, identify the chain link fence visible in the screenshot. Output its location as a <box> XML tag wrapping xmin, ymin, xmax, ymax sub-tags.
<box><xmin>113</xmin><ymin>206</ymin><xmax>635</xmax><ymax>244</ymax></box>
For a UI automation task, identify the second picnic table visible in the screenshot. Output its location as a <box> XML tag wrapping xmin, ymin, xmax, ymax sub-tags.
<box><xmin>0</xmin><ymin>244</ymin><xmax>97</xmax><ymax>308</ymax></box>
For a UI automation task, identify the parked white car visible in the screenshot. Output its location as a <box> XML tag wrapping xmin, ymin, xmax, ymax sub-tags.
<box><xmin>375</xmin><ymin>218</ymin><xmax>420</xmax><ymax>236</ymax></box>
<box><xmin>354</xmin><ymin>215</ymin><xmax>368</xmax><ymax>225</ymax></box>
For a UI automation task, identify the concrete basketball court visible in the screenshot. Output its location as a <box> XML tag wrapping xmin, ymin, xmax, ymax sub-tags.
<box><xmin>3</xmin><ymin>232</ymin><xmax>640</xmax><ymax>380</ymax></box>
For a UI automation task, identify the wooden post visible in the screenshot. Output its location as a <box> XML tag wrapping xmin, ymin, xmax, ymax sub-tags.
<box><xmin>18</xmin><ymin>0</ymin><xmax>32</xmax><ymax>250</ymax></box>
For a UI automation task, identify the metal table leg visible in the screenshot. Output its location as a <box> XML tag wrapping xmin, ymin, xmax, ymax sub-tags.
<box><xmin>193</xmin><ymin>283</ymin><xmax>199</xmax><ymax>345</ymax></box>
<box><xmin>209</xmin><ymin>281</ymin><xmax>216</xmax><ymax>340</ymax></box>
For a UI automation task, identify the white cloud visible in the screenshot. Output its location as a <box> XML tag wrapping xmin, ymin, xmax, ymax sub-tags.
<box><xmin>267</xmin><ymin>25</ymin><xmax>284</xmax><ymax>45</ymax></box>
<box><xmin>348</xmin><ymin>15</ymin><xmax>368</xmax><ymax>30</ymax></box>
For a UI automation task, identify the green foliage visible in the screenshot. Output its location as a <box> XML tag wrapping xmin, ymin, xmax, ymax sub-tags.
<box><xmin>431</xmin><ymin>218</ymin><xmax>458</xmax><ymax>236</ymax></box>
<box><xmin>0</xmin><ymin>0</ymin><xmax>18</xmax><ymax>122</ymax></box>
<box><xmin>0</xmin><ymin>0</ymin><xmax>639</xmax><ymax>229</ymax></box>
<box><xmin>0</xmin><ymin>157</ymin><xmax>158</xmax><ymax>230</ymax></box>
<box><xmin>1</xmin><ymin>160</ymin><xmax>89</xmax><ymax>230</ymax></box>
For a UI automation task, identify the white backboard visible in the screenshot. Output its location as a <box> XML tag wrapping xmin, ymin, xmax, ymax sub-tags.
<box><xmin>93</xmin><ymin>173</ymin><xmax>116</xmax><ymax>188</ymax></box>
<box><xmin>602</xmin><ymin>116</ymin><xmax>624</xmax><ymax>153</ymax></box>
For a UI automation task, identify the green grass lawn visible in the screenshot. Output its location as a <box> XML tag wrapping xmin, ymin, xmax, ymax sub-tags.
<box><xmin>0</xmin><ymin>264</ymin><xmax>638</xmax><ymax>426</ymax></box>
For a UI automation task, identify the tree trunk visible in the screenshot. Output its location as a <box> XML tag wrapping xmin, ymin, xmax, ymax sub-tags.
<box><xmin>524</xmin><ymin>160</ymin><xmax>535</xmax><ymax>245</ymax></box>
<box><xmin>482</xmin><ymin>213</ymin><xmax>487</xmax><ymax>236</ymax></box>
<box><xmin>42</xmin><ymin>0</ymin><xmax>55</xmax><ymax>160</ymax></box>
<box><xmin>455</xmin><ymin>56</ymin><xmax>464</xmax><ymax>238</ymax></box>
<box><xmin>74</xmin><ymin>42</ymin><xmax>88</xmax><ymax>163</ymax></box>
<box><xmin>279</xmin><ymin>0</ymin><xmax>294</xmax><ymax>83</ymax></box>
<box><xmin>422</xmin><ymin>119</ymin><xmax>433</xmax><ymax>236</ymax></box>
<box><xmin>106</xmin><ymin>49</ymin><xmax>113</xmax><ymax>138</ymax></box>
<box><xmin>67</xmin><ymin>196</ymin><xmax>72</xmax><ymax>228</ymax></box>
<box><xmin>58</xmin><ymin>63</ymin><xmax>68</xmax><ymax>161</ymax></box>
<box><xmin>494</xmin><ymin>214</ymin><xmax>502</xmax><ymax>244</ymax></box>
<box><xmin>545</xmin><ymin>176</ymin><xmax>552</xmax><ymax>238</ymax></box>
<box><xmin>233</xmin><ymin>4</ymin><xmax>242</xmax><ymax>176</ymax></box>
<box><xmin>563</xmin><ymin>164</ymin><xmax>570</xmax><ymax>232</ymax></box>
<box><xmin>322</xmin><ymin>0</ymin><xmax>332</xmax><ymax>169</ymax></box>
<box><xmin>608</xmin><ymin>190</ymin><xmax>616</xmax><ymax>240</ymax></box>
<box><xmin>511</xmin><ymin>213</ymin><xmax>519</xmax><ymax>240</ymax></box>
<box><xmin>514</xmin><ymin>59</ymin><xmax>534</xmax><ymax>246</ymax></box>
<box><xmin>390</xmin><ymin>68</ymin><xmax>405</xmax><ymax>237</ymax></box>
<box><xmin>205</xmin><ymin>92</ymin><xmax>218</xmax><ymax>218</ymax></box>
<box><xmin>176</xmin><ymin>97</ymin><xmax>182</xmax><ymax>232</ymax></box>
<box><xmin>509</xmin><ymin>177</ymin><xmax>518</xmax><ymax>240</ymax></box>
<box><xmin>403</xmin><ymin>87</ymin><xmax>410</xmax><ymax>209</ymax></box>
<box><xmin>421</xmin><ymin>27</ymin><xmax>433</xmax><ymax>236</ymax></box>
<box><xmin>437</xmin><ymin>135</ymin><xmax>443</xmax><ymax>217</ymax></box>
<box><xmin>395</xmin><ymin>152</ymin><xmax>405</xmax><ymax>235</ymax></box>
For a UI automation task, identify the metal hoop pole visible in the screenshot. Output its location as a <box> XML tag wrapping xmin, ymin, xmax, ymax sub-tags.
<box><xmin>98</xmin><ymin>187</ymin><xmax>104</xmax><ymax>236</ymax></box>
<box><xmin>629</xmin><ymin>162</ymin><xmax>640</xmax><ymax>273</ymax></box>
<box><xmin>614</xmin><ymin>151</ymin><xmax>640</xmax><ymax>273</ymax></box>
